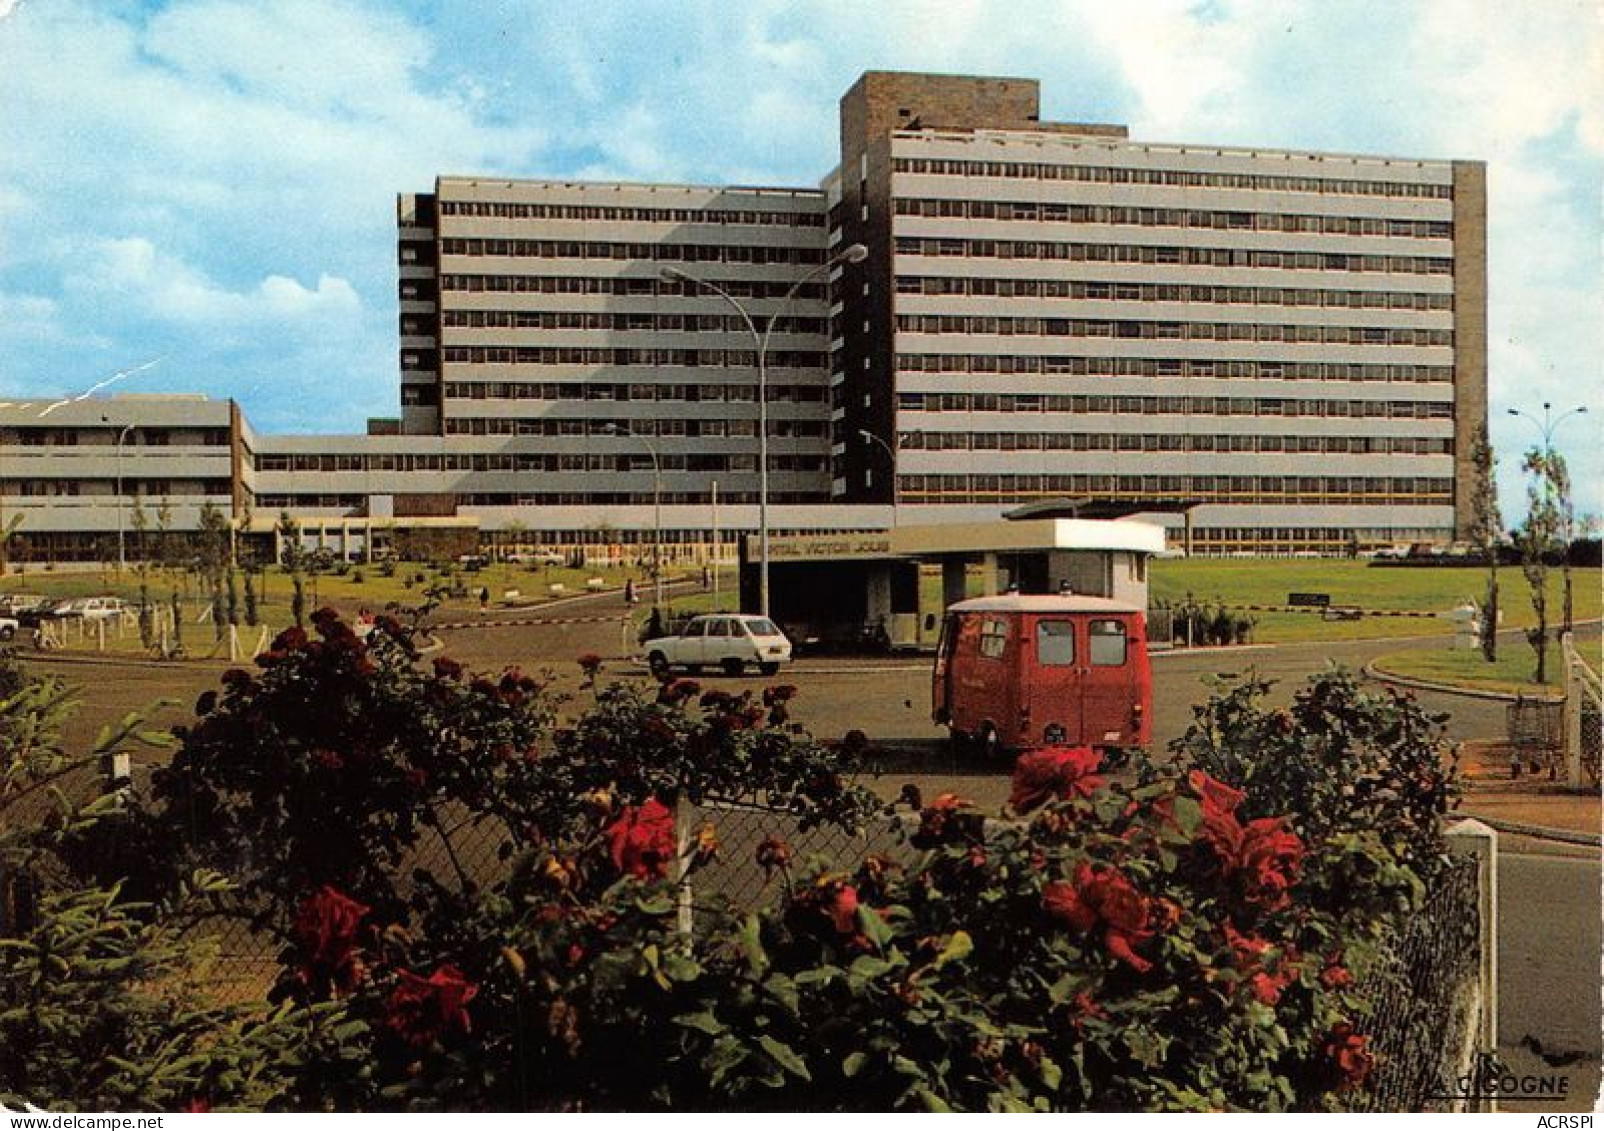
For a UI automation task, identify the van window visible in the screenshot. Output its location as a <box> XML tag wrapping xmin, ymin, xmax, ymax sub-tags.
<box><xmin>1036</xmin><ymin>620</ymin><xmax>1076</xmax><ymax>666</ymax></box>
<box><xmin>1088</xmin><ymin>619</ymin><xmax>1128</xmax><ymax>666</ymax></box>
<box><xmin>979</xmin><ymin>618</ymin><xmax>1009</xmax><ymax>659</ymax></box>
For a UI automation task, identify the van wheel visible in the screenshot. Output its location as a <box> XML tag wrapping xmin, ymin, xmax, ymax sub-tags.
<box><xmin>721</xmin><ymin>658</ymin><xmax>744</xmax><ymax>676</ymax></box>
<box><xmin>647</xmin><ymin>652</ymin><xmax>669</xmax><ymax>678</ymax></box>
<box><xmin>977</xmin><ymin>723</ymin><xmax>1003</xmax><ymax>762</ymax></box>
<box><xmin>758</xmin><ymin>662</ymin><xmax>780</xmax><ymax>676</ymax></box>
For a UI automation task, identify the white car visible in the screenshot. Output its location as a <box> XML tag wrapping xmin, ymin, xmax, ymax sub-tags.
<box><xmin>50</xmin><ymin>596</ymin><xmax>128</xmax><ymax>621</ymax></box>
<box><xmin>645</xmin><ymin>614</ymin><xmax>793</xmax><ymax>677</ymax></box>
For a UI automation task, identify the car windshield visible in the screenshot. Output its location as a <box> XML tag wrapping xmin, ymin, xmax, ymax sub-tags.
<box><xmin>744</xmin><ymin>619</ymin><xmax>779</xmax><ymax>637</ymax></box>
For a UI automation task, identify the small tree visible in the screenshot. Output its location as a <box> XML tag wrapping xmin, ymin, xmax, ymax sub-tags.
<box><xmin>131</xmin><ymin>492</ymin><xmax>153</xmax><ymax>648</ymax></box>
<box><xmin>1517</xmin><ymin>447</ymin><xmax>1567</xmax><ymax>685</ymax></box>
<box><xmin>1465</xmin><ymin>425</ymin><xmax>1502</xmax><ymax>661</ymax></box>
<box><xmin>277</xmin><ymin>512</ymin><xmax>307</xmax><ymax>629</ymax></box>
<box><xmin>197</xmin><ymin>502</ymin><xmax>231</xmax><ymax>642</ymax></box>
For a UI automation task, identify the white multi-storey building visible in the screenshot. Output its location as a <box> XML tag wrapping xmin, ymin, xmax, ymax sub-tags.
<box><xmin>0</xmin><ymin>72</ymin><xmax>1486</xmax><ymax>562</ymax></box>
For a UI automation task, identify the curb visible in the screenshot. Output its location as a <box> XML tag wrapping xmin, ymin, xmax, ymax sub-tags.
<box><xmin>1362</xmin><ymin>661</ymin><xmax>1564</xmax><ymax>704</ymax></box>
<box><xmin>1455</xmin><ymin>812</ymin><xmax>1602</xmax><ymax>848</ymax></box>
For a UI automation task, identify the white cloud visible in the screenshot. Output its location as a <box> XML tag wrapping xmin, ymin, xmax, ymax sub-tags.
<box><xmin>67</xmin><ymin>236</ymin><xmax>361</xmax><ymax>330</ymax></box>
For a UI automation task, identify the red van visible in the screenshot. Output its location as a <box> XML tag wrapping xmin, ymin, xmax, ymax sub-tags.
<box><xmin>932</xmin><ymin>595</ymin><xmax>1152</xmax><ymax>756</ymax></box>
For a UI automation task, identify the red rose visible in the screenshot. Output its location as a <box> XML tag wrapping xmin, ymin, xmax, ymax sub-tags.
<box><xmin>1237</xmin><ymin>818</ymin><xmax>1304</xmax><ymax>909</ymax></box>
<box><xmin>292</xmin><ymin>885</ymin><xmax>369</xmax><ymax>992</ymax></box>
<box><xmin>911</xmin><ymin>792</ymin><xmax>984</xmax><ymax>848</ymax></box>
<box><xmin>1009</xmin><ymin>746</ymin><xmax>1104</xmax><ymax>813</ymax></box>
<box><xmin>606</xmin><ymin>798</ymin><xmax>676</xmax><ymax>880</ymax></box>
<box><xmin>1044</xmin><ymin>863</ymin><xmax>1155</xmax><ymax>973</ymax></box>
<box><xmin>1320</xmin><ymin>957</ymin><xmax>1355</xmax><ymax>991</ymax></box>
<box><xmin>1322</xmin><ymin>1023</ymin><xmax>1375</xmax><ymax>1089</ymax></box>
<box><xmin>827</xmin><ymin>882</ymin><xmax>860</xmax><ymax>935</ymax></box>
<box><xmin>385</xmin><ymin>964</ymin><xmax>478</xmax><ymax>1048</ymax></box>
<box><xmin>1190</xmin><ymin>769</ymin><xmax>1246</xmax><ymax>821</ymax></box>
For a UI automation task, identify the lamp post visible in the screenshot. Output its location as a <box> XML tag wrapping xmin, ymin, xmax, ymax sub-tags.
<box><xmin>115</xmin><ymin>423</ymin><xmax>135</xmax><ymax>572</ymax></box>
<box><xmin>1508</xmin><ymin>402</ymin><xmax>1588</xmax><ymax>632</ymax></box>
<box><xmin>857</xmin><ymin>428</ymin><xmax>899</xmax><ymax>528</ymax></box>
<box><xmin>661</xmin><ymin>242</ymin><xmax>868</xmax><ymax>617</ymax></box>
<box><xmin>602</xmin><ymin>422</ymin><xmax>663</xmax><ymax>611</ymax></box>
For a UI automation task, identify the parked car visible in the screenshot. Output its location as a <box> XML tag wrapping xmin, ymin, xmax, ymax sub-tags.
<box><xmin>49</xmin><ymin>596</ymin><xmax>129</xmax><ymax>621</ymax></box>
<box><xmin>644</xmin><ymin>614</ymin><xmax>792</xmax><ymax>677</ymax></box>
<box><xmin>0</xmin><ymin>593</ymin><xmax>50</xmax><ymax>617</ymax></box>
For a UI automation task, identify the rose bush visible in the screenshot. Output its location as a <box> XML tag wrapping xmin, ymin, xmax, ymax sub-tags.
<box><xmin>69</xmin><ymin>619</ymin><xmax>1451</xmax><ymax>1111</ymax></box>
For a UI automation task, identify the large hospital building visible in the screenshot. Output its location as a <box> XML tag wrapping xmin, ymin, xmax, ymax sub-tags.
<box><xmin>1</xmin><ymin>71</ymin><xmax>1485</xmax><ymax>561</ymax></box>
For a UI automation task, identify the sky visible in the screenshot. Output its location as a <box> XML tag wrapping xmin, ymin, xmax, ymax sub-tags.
<box><xmin>0</xmin><ymin>0</ymin><xmax>1599</xmax><ymax>520</ymax></box>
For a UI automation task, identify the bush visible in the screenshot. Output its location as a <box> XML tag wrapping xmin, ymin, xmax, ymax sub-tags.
<box><xmin>103</xmin><ymin>616</ymin><xmax>1449</xmax><ymax>1111</ymax></box>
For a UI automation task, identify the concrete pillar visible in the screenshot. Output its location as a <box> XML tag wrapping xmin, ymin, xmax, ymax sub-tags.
<box><xmin>1445</xmin><ymin>818</ymin><xmax>1499</xmax><ymax>1111</ymax></box>
<box><xmin>978</xmin><ymin>553</ymin><xmax>1001</xmax><ymax>596</ymax></box>
<box><xmin>942</xmin><ymin>557</ymin><xmax>967</xmax><ymax>609</ymax></box>
<box><xmin>865</xmin><ymin>564</ymin><xmax>893</xmax><ymax>626</ymax></box>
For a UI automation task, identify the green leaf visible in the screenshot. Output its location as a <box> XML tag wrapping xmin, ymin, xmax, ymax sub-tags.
<box><xmin>842</xmin><ymin>1051</ymin><xmax>869</xmax><ymax>1079</ymax></box>
<box><xmin>933</xmin><ymin>930</ymin><xmax>972</xmax><ymax>969</ymax></box>
<box><xmin>673</xmin><ymin>1010</ymin><xmax>725</xmax><ymax>1037</ymax></box>
<box><xmin>1170</xmin><ymin>795</ymin><xmax>1203</xmax><ymax>837</ymax></box>
<box><xmin>757</xmin><ymin>1034</ymin><xmax>811</xmax><ymax>1081</ymax></box>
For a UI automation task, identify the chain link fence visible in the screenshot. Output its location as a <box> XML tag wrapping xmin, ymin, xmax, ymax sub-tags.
<box><xmin>1561</xmin><ymin>633</ymin><xmax>1601</xmax><ymax>789</ymax></box>
<box><xmin>1343</xmin><ymin>851</ymin><xmax>1488</xmax><ymax>1112</ymax></box>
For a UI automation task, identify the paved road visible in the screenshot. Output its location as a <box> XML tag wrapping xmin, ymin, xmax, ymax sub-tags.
<box><xmin>1496</xmin><ymin>851</ymin><xmax>1602</xmax><ymax>1111</ymax></box>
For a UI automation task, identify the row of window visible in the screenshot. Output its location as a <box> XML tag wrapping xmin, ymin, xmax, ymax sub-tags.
<box><xmin>889</xmin><ymin>156</ymin><xmax>1454</xmax><ymax>200</ymax></box>
<box><xmin>439</xmin><ymin>382</ymin><xmax>827</xmax><ymax>404</ymax></box>
<box><xmin>896</xmin><ymin>391</ymin><xmax>1453</xmax><ymax>420</ymax></box>
<box><xmin>440</xmin><ymin>311</ymin><xmax>825</xmax><ymax>335</ymax></box>
<box><xmin>895</xmin><ymin>314</ymin><xmax>1453</xmax><ymax>348</ymax></box>
<box><xmin>892</xmin><ymin>473</ymin><xmax>1453</xmax><ymax>505</ymax></box>
<box><xmin>440</xmin><ymin>238</ymin><xmax>825</xmax><ymax>266</ymax></box>
<box><xmin>896</xmin><ymin>431</ymin><xmax>1452</xmax><ymax>455</ymax></box>
<box><xmin>438</xmin><ymin>200</ymin><xmax>825</xmax><ymax>227</ymax></box>
<box><xmin>892</xmin><ymin>355</ymin><xmax>1452</xmax><ymax>382</ymax></box>
<box><xmin>894</xmin><ymin>198</ymin><xmax>1453</xmax><ymax>239</ymax></box>
<box><xmin>441</xmin><ymin>347</ymin><xmax>825</xmax><ymax>369</ymax></box>
<box><xmin>438</xmin><ymin>275</ymin><xmax>826</xmax><ymax>300</ymax></box>
<box><xmin>438</xmin><ymin>417</ymin><xmax>822</xmax><ymax>440</ymax></box>
<box><xmin>893</xmin><ymin>236</ymin><xmax>1454</xmax><ymax>275</ymax></box>
<box><xmin>894</xmin><ymin>276</ymin><xmax>1453</xmax><ymax>312</ymax></box>
<box><xmin>0</xmin><ymin>429</ymin><xmax>232</xmax><ymax>448</ymax></box>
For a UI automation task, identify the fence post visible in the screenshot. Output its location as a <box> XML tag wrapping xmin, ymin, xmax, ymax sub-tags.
<box><xmin>675</xmin><ymin>796</ymin><xmax>695</xmax><ymax>936</ymax></box>
<box><xmin>1445</xmin><ymin>818</ymin><xmax>1499</xmax><ymax>1112</ymax></box>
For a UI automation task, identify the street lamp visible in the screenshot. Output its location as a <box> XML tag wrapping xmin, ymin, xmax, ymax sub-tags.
<box><xmin>661</xmin><ymin>241</ymin><xmax>868</xmax><ymax>617</ymax></box>
<box><xmin>1507</xmin><ymin>402</ymin><xmax>1589</xmax><ymax>449</ymax></box>
<box><xmin>104</xmin><ymin>418</ymin><xmax>136</xmax><ymax>572</ymax></box>
<box><xmin>857</xmin><ymin>428</ymin><xmax>899</xmax><ymax>528</ymax></box>
<box><xmin>601</xmin><ymin>422</ymin><xmax>663</xmax><ymax>611</ymax></box>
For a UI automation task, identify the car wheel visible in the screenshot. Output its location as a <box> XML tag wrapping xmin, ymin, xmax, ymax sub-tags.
<box><xmin>0</xmin><ymin>626</ymin><xmax>13</xmax><ymax>642</ymax></box>
<box><xmin>721</xmin><ymin>658</ymin><xmax>744</xmax><ymax>677</ymax></box>
<box><xmin>647</xmin><ymin>651</ymin><xmax>669</xmax><ymax>678</ymax></box>
<box><xmin>758</xmin><ymin>662</ymin><xmax>780</xmax><ymax>676</ymax></box>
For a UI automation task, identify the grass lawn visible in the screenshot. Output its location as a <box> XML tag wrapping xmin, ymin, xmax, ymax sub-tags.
<box><xmin>1370</xmin><ymin>644</ymin><xmax>1565</xmax><ymax>697</ymax></box>
<box><xmin>0</xmin><ymin>560</ymin><xmax>662</xmax><ymax>656</ymax></box>
<box><xmin>1151</xmin><ymin>560</ymin><xmax>1600</xmax><ymax>644</ymax></box>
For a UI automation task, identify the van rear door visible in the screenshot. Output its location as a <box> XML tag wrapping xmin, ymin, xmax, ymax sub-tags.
<box><xmin>1082</xmin><ymin>615</ymin><xmax>1137</xmax><ymax>746</ymax></box>
<box><xmin>1023</xmin><ymin>616</ymin><xmax>1084</xmax><ymax>746</ymax></box>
